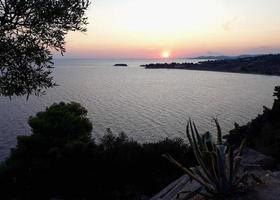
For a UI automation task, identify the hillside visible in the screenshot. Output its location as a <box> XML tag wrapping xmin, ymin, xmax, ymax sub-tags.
<box><xmin>143</xmin><ymin>54</ymin><xmax>280</xmax><ymax>76</ymax></box>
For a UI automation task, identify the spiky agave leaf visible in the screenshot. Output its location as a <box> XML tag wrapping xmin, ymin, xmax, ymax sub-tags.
<box><xmin>233</xmin><ymin>139</ymin><xmax>247</xmax><ymax>185</ymax></box>
<box><xmin>214</xmin><ymin>118</ymin><xmax>222</xmax><ymax>145</ymax></box>
<box><xmin>217</xmin><ymin>144</ymin><xmax>228</xmax><ymax>187</ymax></box>
<box><xmin>228</xmin><ymin>146</ymin><xmax>234</xmax><ymax>185</ymax></box>
<box><xmin>187</xmin><ymin>122</ymin><xmax>219</xmax><ymax>188</ymax></box>
<box><xmin>162</xmin><ymin>153</ymin><xmax>217</xmax><ymax>193</ymax></box>
<box><xmin>164</xmin><ymin>119</ymin><xmax>249</xmax><ymax>200</ymax></box>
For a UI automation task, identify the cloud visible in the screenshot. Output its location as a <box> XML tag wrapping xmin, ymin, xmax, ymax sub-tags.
<box><xmin>206</xmin><ymin>51</ymin><xmax>224</xmax><ymax>56</ymax></box>
<box><xmin>222</xmin><ymin>17</ymin><xmax>238</xmax><ymax>32</ymax></box>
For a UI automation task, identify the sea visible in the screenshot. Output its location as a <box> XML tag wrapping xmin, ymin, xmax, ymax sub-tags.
<box><xmin>0</xmin><ymin>58</ymin><xmax>279</xmax><ymax>161</ymax></box>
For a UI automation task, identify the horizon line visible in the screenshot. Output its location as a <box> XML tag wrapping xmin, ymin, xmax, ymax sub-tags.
<box><xmin>53</xmin><ymin>52</ymin><xmax>279</xmax><ymax>60</ymax></box>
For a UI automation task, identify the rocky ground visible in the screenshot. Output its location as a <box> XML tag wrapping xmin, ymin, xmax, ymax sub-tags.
<box><xmin>151</xmin><ymin>148</ymin><xmax>280</xmax><ymax>200</ymax></box>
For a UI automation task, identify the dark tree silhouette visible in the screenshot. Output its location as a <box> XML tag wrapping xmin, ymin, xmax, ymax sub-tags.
<box><xmin>0</xmin><ymin>0</ymin><xmax>90</xmax><ymax>97</ymax></box>
<box><xmin>274</xmin><ymin>86</ymin><xmax>280</xmax><ymax>99</ymax></box>
<box><xmin>228</xmin><ymin>86</ymin><xmax>280</xmax><ymax>163</ymax></box>
<box><xmin>28</xmin><ymin>102</ymin><xmax>93</xmax><ymax>143</ymax></box>
<box><xmin>0</xmin><ymin>102</ymin><xmax>195</xmax><ymax>199</ymax></box>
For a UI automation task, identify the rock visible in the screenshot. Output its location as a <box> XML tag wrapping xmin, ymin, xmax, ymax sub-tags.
<box><xmin>271</xmin><ymin>171</ymin><xmax>280</xmax><ymax>178</ymax></box>
<box><xmin>114</xmin><ymin>64</ymin><xmax>127</xmax><ymax>66</ymax></box>
<box><xmin>241</xmin><ymin>148</ymin><xmax>276</xmax><ymax>170</ymax></box>
<box><xmin>150</xmin><ymin>175</ymin><xmax>192</xmax><ymax>200</ymax></box>
<box><xmin>151</xmin><ymin>169</ymin><xmax>280</xmax><ymax>200</ymax></box>
<box><xmin>237</xmin><ymin>176</ymin><xmax>280</xmax><ymax>200</ymax></box>
<box><xmin>151</xmin><ymin>148</ymin><xmax>279</xmax><ymax>200</ymax></box>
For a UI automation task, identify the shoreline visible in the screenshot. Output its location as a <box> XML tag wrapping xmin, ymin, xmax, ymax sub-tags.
<box><xmin>142</xmin><ymin>54</ymin><xmax>280</xmax><ymax>77</ymax></box>
<box><xmin>143</xmin><ymin>66</ymin><xmax>280</xmax><ymax>77</ymax></box>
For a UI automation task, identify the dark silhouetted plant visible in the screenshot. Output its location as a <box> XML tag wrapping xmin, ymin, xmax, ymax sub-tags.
<box><xmin>228</xmin><ymin>86</ymin><xmax>280</xmax><ymax>162</ymax></box>
<box><xmin>164</xmin><ymin>119</ymin><xmax>250</xmax><ymax>200</ymax></box>
<box><xmin>0</xmin><ymin>0</ymin><xmax>90</xmax><ymax>97</ymax></box>
<box><xmin>0</xmin><ymin>102</ymin><xmax>195</xmax><ymax>199</ymax></box>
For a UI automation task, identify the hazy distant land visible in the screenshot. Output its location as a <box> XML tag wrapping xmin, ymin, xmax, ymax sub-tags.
<box><xmin>190</xmin><ymin>54</ymin><xmax>260</xmax><ymax>60</ymax></box>
<box><xmin>143</xmin><ymin>54</ymin><xmax>280</xmax><ymax>76</ymax></box>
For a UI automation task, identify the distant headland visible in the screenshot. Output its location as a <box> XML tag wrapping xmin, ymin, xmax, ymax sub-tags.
<box><xmin>190</xmin><ymin>54</ymin><xmax>260</xmax><ymax>60</ymax></box>
<box><xmin>142</xmin><ymin>54</ymin><xmax>280</xmax><ymax>76</ymax></box>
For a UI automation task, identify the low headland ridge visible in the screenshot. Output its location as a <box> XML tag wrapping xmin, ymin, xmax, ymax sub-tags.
<box><xmin>142</xmin><ymin>54</ymin><xmax>280</xmax><ymax>76</ymax></box>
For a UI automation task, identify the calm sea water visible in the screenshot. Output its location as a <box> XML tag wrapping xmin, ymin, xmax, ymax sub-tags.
<box><xmin>0</xmin><ymin>58</ymin><xmax>279</xmax><ymax>161</ymax></box>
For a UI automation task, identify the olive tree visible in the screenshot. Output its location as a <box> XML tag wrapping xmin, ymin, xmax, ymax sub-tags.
<box><xmin>0</xmin><ymin>0</ymin><xmax>90</xmax><ymax>97</ymax></box>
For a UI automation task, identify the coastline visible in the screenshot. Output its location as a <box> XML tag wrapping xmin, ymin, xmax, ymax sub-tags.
<box><xmin>144</xmin><ymin>66</ymin><xmax>280</xmax><ymax>77</ymax></box>
<box><xmin>142</xmin><ymin>54</ymin><xmax>280</xmax><ymax>77</ymax></box>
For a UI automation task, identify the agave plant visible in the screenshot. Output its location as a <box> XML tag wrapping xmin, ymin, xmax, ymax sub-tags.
<box><xmin>163</xmin><ymin>119</ymin><xmax>251</xmax><ymax>200</ymax></box>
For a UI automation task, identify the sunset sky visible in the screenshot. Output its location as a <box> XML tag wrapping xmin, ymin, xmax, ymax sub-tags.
<box><xmin>62</xmin><ymin>0</ymin><xmax>280</xmax><ymax>59</ymax></box>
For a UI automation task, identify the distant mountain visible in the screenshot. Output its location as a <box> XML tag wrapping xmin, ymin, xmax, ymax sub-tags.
<box><xmin>143</xmin><ymin>54</ymin><xmax>280</xmax><ymax>76</ymax></box>
<box><xmin>191</xmin><ymin>54</ymin><xmax>261</xmax><ymax>60</ymax></box>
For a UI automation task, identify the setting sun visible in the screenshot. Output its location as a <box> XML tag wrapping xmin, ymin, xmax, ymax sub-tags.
<box><xmin>2</xmin><ymin>0</ymin><xmax>280</xmax><ymax>198</ymax></box>
<box><xmin>63</xmin><ymin>0</ymin><xmax>280</xmax><ymax>58</ymax></box>
<box><xmin>161</xmin><ymin>51</ymin><xmax>170</xmax><ymax>59</ymax></box>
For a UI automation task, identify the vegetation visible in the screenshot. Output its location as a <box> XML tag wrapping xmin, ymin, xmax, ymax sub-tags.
<box><xmin>143</xmin><ymin>54</ymin><xmax>280</xmax><ymax>76</ymax></box>
<box><xmin>227</xmin><ymin>86</ymin><xmax>280</xmax><ymax>162</ymax></box>
<box><xmin>0</xmin><ymin>87</ymin><xmax>278</xmax><ymax>199</ymax></box>
<box><xmin>0</xmin><ymin>0</ymin><xmax>90</xmax><ymax>97</ymax></box>
<box><xmin>0</xmin><ymin>102</ymin><xmax>195</xmax><ymax>200</ymax></box>
<box><xmin>164</xmin><ymin>119</ymin><xmax>250</xmax><ymax>200</ymax></box>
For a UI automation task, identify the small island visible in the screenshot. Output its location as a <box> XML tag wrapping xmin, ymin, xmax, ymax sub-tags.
<box><xmin>114</xmin><ymin>63</ymin><xmax>128</xmax><ymax>67</ymax></box>
<box><xmin>142</xmin><ymin>54</ymin><xmax>280</xmax><ymax>76</ymax></box>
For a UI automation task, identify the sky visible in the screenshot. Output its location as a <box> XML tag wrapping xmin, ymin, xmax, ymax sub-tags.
<box><xmin>61</xmin><ymin>0</ymin><xmax>280</xmax><ymax>59</ymax></box>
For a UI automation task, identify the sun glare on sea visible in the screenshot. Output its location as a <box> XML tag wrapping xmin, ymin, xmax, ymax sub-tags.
<box><xmin>161</xmin><ymin>51</ymin><xmax>170</xmax><ymax>59</ymax></box>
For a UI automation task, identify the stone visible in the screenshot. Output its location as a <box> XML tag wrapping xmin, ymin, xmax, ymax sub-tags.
<box><xmin>151</xmin><ymin>148</ymin><xmax>279</xmax><ymax>200</ymax></box>
<box><xmin>241</xmin><ymin>148</ymin><xmax>276</xmax><ymax>170</ymax></box>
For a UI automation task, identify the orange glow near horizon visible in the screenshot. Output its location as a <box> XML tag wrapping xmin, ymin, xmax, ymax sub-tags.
<box><xmin>61</xmin><ymin>0</ymin><xmax>280</xmax><ymax>59</ymax></box>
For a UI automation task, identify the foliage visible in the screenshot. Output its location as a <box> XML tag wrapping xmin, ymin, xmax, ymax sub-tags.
<box><xmin>273</xmin><ymin>86</ymin><xmax>280</xmax><ymax>99</ymax></box>
<box><xmin>0</xmin><ymin>0</ymin><xmax>90</xmax><ymax>97</ymax></box>
<box><xmin>227</xmin><ymin>86</ymin><xmax>280</xmax><ymax>162</ymax></box>
<box><xmin>164</xmin><ymin>119</ymin><xmax>247</xmax><ymax>200</ymax></box>
<box><xmin>0</xmin><ymin>102</ymin><xmax>195</xmax><ymax>200</ymax></box>
<box><xmin>29</xmin><ymin>102</ymin><xmax>92</xmax><ymax>143</ymax></box>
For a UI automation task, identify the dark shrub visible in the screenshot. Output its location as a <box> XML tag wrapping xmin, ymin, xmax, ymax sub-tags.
<box><xmin>227</xmin><ymin>86</ymin><xmax>280</xmax><ymax>162</ymax></box>
<box><xmin>0</xmin><ymin>102</ymin><xmax>195</xmax><ymax>200</ymax></box>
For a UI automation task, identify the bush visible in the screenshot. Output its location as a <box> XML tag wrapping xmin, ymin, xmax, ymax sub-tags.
<box><xmin>227</xmin><ymin>86</ymin><xmax>280</xmax><ymax>162</ymax></box>
<box><xmin>0</xmin><ymin>102</ymin><xmax>195</xmax><ymax>200</ymax></box>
